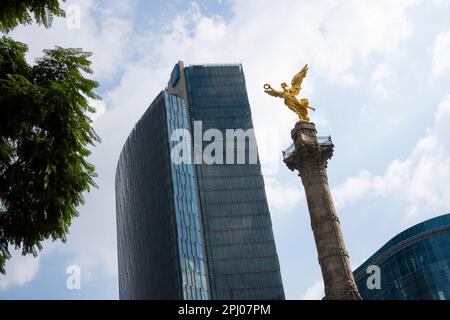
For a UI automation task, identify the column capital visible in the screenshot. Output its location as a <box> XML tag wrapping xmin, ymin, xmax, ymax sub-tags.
<box><xmin>283</xmin><ymin>122</ymin><xmax>334</xmax><ymax>172</ymax></box>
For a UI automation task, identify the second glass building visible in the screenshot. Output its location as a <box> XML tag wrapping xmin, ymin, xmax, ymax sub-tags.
<box><xmin>354</xmin><ymin>213</ymin><xmax>450</xmax><ymax>300</ymax></box>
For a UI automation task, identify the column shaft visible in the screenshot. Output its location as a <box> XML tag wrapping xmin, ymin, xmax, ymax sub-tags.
<box><xmin>284</xmin><ymin>121</ymin><xmax>361</xmax><ymax>300</ymax></box>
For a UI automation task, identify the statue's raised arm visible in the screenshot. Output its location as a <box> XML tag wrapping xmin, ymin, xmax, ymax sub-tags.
<box><xmin>263</xmin><ymin>84</ymin><xmax>284</xmax><ymax>98</ymax></box>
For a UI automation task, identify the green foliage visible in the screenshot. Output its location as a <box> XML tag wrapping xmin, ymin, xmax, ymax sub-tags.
<box><xmin>0</xmin><ymin>0</ymin><xmax>65</xmax><ymax>33</ymax></box>
<box><xmin>0</xmin><ymin>36</ymin><xmax>100</xmax><ymax>274</ymax></box>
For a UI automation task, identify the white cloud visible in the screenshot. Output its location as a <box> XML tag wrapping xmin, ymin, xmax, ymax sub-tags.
<box><xmin>432</xmin><ymin>30</ymin><xmax>450</xmax><ymax>78</ymax></box>
<box><xmin>301</xmin><ymin>280</ymin><xmax>324</xmax><ymax>300</ymax></box>
<box><xmin>371</xmin><ymin>64</ymin><xmax>391</xmax><ymax>98</ymax></box>
<box><xmin>265</xmin><ymin>178</ymin><xmax>304</xmax><ymax>215</ymax></box>
<box><xmin>87</xmin><ymin>98</ymin><xmax>106</xmax><ymax>122</ymax></box>
<box><xmin>0</xmin><ymin>252</ymin><xmax>40</xmax><ymax>291</ymax></box>
<box><xmin>333</xmin><ymin>170</ymin><xmax>374</xmax><ymax>209</ymax></box>
<box><xmin>9</xmin><ymin>0</ymin><xmax>133</xmax><ymax>80</ymax></box>
<box><xmin>332</xmin><ymin>94</ymin><xmax>450</xmax><ymax>223</ymax></box>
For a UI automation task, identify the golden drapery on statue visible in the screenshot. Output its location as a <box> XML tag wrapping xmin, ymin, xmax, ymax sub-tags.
<box><xmin>264</xmin><ymin>64</ymin><xmax>316</xmax><ymax>122</ymax></box>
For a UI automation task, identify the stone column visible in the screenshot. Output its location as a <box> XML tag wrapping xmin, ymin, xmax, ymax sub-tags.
<box><xmin>284</xmin><ymin>121</ymin><xmax>361</xmax><ymax>300</ymax></box>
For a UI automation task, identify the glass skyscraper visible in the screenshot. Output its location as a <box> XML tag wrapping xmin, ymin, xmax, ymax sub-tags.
<box><xmin>116</xmin><ymin>62</ymin><xmax>284</xmax><ymax>300</ymax></box>
<box><xmin>353</xmin><ymin>213</ymin><xmax>450</xmax><ymax>300</ymax></box>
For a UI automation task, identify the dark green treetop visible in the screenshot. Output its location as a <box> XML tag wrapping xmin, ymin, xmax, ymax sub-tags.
<box><xmin>0</xmin><ymin>0</ymin><xmax>65</xmax><ymax>32</ymax></box>
<box><xmin>0</xmin><ymin>35</ymin><xmax>100</xmax><ymax>274</ymax></box>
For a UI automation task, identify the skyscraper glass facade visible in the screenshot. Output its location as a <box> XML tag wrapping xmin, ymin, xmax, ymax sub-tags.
<box><xmin>184</xmin><ymin>65</ymin><xmax>284</xmax><ymax>299</ymax></box>
<box><xmin>353</xmin><ymin>213</ymin><xmax>450</xmax><ymax>300</ymax></box>
<box><xmin>116</xmin><ymin>62</ymin><xmax>284</xmax><ymax>300</ymax></box>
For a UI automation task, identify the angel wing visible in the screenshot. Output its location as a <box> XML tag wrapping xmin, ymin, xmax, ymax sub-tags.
<box><xmin>291</xmin><ymin>64</ymin><xmax>308</xmax><ymax>95</ymax></box>
<box><xmin>264</xmin><ymin>85</ymin><xmax>284</xmax><ymax>98</ymax></box>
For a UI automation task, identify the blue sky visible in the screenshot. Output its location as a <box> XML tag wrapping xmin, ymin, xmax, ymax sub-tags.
<box><xmin>1</xmin><ymin>0</ymin><xmax>450</xmax><ymax>299</ymax></box>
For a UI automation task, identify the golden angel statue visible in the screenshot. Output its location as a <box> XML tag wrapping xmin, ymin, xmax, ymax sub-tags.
<box><xmin>264</xmin><ymin>64</ymin><xmax>316</xmax><ymax>122</ymax></box>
